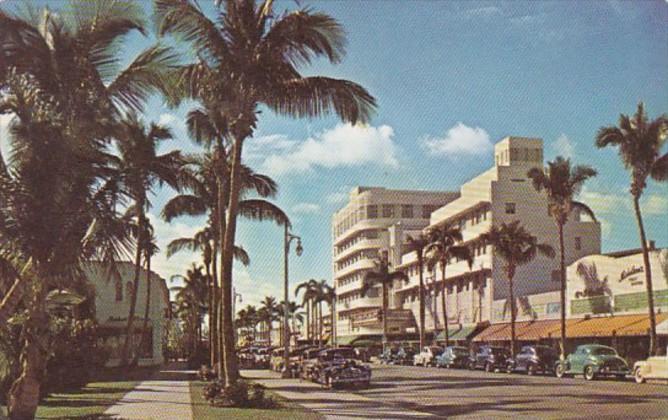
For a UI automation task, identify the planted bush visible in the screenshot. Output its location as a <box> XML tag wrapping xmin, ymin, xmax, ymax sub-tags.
<box><xmin>202</xmin><ymin>379</ymin><xmax>276</xmax><ymax>409</ymax></box>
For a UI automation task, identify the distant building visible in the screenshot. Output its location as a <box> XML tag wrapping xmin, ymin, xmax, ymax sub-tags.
<box><xmin>332</xmin><ymin>187</ymin><xmax>459</xmax><ymax>342</ymax></box>
<box><xmin>84</xmin><ymin>261</ymin><xmax>170</xmax><ymax>366</ymax></box>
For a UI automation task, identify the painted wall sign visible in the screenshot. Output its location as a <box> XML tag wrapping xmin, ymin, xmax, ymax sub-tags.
<box><xmin>619</xmin><ymin>265</ymin><xmax>644</xmax><ymax>283</ymax></box>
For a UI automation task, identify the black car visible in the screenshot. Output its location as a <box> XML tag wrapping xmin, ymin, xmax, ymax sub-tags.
<box><xmin>506</xmin><ymin>345</ymin><xmax>559</xmax><ymax>375</ymax></box>
<box><xmin>469</xmin><ymin>345</ymin><xmax>511</xmax><ymax>372</ymax></box>
<box><xmin>313</xmin><ymin>348</ymin><xmax>371</xmax><ymax>388</ymax></box>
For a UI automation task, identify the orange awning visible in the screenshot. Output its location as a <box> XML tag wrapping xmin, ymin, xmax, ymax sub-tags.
<box><xmin>564</xmin><ymin>314</ymin><xmax>649</xmax><ymax>338</ymax></box>
<box><xmin>615</xmin><ymin>313</ymin><xmax>668</xmax><ymax>337</ymax></box>
<box><xmin>472</xmin><ymin>322</ymin><xmax>535</xmax><ymax>342</ymax></box>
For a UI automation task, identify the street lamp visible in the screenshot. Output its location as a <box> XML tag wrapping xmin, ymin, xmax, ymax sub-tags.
<box><xmin>282</xmin><ymin>223</ymin><xmax>302</xmax><ymax>378</ymax></box>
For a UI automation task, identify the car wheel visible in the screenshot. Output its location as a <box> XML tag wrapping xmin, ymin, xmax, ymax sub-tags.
<box><xmin>527</xmin><ymin>364</ymin><xmax>535</xmax><ymax>376</ymax></box>
<box><xmin>584</xmin><ymin>366</ymin><xmax>596</xmax><ymax>381</ymax></box>
<box><xmin>506</xmin><ymin>364</ymin><xmax>514</xmax><ymax>374</ymax></box>
<box><xmin>634</xmin><ymin>367</ymin><xmax>645</xmax><ymax>384</ymax></box>
<box><xmin>424</xmin><ymin>361</ymin><xmax>429</xmax><ymax>368</ymax></box>
<box><xmin>485</xmin><ymin>362</ymin><xmax>492</xmax><ymax>373</ymax></box>
<box><xmin>555</xmin><ymin>363</ymin><xmax>566</xmax><ymax>378</ymax></box>
<box><xmin>469</xmin><ymin>362</ymin><xmax>476</xmax><ymax>371</ymax></box>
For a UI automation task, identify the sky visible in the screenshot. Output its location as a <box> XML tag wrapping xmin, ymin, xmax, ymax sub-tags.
<box><xmin>1</xmin><ymin>1</ymin><xmax>667</xmax><ymax>309</ymax></box>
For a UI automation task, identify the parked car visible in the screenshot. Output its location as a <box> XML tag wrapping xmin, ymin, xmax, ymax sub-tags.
<box><xmin>394</xmin><ymin>346</ymin><xmax>416</xmax><ymax>365</ymax></box>
<box><xmin>633</xmin><ymin>355</ymin><xmax>668</xmax><ymax>384</ymax></box>
<box><xmin>270</xmin><ymin>348</ymin><xmax>283</xmax><ymax>372</ymax></box>
<box><xmin>506</xmin><ymin>345</ymin><xmax>559</xmax><ymax>376</ymax></box>
<box><xmin>435</xmin><ymin>346</ymin><xmax>470</xmax><ymax>369</ymax></box>
<box><xmin>253</xmin><ymin>347</ymin><xmax>271</xmax><ymax>369</ymax></box>
<box><xmin>379</xmin><ymin>347</ymin><xmax>398</xmax><ymax>364</ymax></box>
<box><xmin>413</xmin><ymin>346</ymin><xmax>444</xmax><ymax>367</ymax></box>
<box><xmin>313</xmin><ymin>348</ymin><xmax>371</xmax><ymax>388</ymax></box>
<box><xmin>469</xmin><ymin>345</ymin><xmax>510</xmax><ymax>372</ymax></box>
<box><xmin>299</xmin><ymin>347</ymin><xmax>326</xmax><ymax>381</ymax></box>
<box><xmin>556</xmin><ymin>344</ymin><xmax>629</xmax><ymax>381</ymax></box>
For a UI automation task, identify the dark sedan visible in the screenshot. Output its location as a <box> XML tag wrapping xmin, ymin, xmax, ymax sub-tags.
<box><xmin>469</xmin><ymin>345</ymin><xmax>510</xmax><ymax>372</ymax></box>
<box><xmin>506</xmin><ymin>345</ymin><xmax>559</xmax><ymax>375</ymax></box>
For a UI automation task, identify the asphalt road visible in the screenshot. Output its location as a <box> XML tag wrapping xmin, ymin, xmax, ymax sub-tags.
<box><xmin>350</xmin><ymin>363</ymin><xmax>668</xmax><ymax>419</ymax></box>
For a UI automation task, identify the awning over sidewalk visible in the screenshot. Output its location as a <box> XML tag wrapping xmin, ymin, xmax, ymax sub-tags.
<box><xmin>615</xmin><ymin>313</ymin><xmax>668</xmax><ymax>337</ymax></box>
<box><xmin>657</xmin><ymin>317</ymin><xmax>668</xmax><ymax>336</ymax></box>
<box><xmin>436</xmin><ymin>324</ymin><xmax>479</xmax><ymax>341</ymax></box>
<box><xmin>565</xmin><ymin>314</ymin><xmax>648</xmax><ymax>338</ymax></box>
<box><xmin>334</xmin><ymin>334</ymin><xmax>381</xmax><ymax>346</ymax></box>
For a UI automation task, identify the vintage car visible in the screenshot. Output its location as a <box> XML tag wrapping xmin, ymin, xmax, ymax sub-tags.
<box><xmin>435</xmin><ymin>346</ymin><xmax>470</xmax><ymax>369</ymax></box>
<box><xmin>413</xmin><ymin>346</ymin><xmax>444</xmax><ymax>367</ymax></box>
<box><xmin>506</xmin><ymin>345</ymin><xmax>559</xmax><ymax>376</ymax></box>
<box><xmin>394</xmin><ymin>346</ymin><xmax>416</xmax><ymax>365</ymax></box>
<box><xmin>270</xmin><ymin>348</ymin><xmax>283</xmax><ymax>372</ymax></box>
<box><xmin>313</xmin><ymin>348</ymin><xmax>371</xmax><ymax>388</ymax></box>
<box><xmin>469</xmin><ymin>345</ymin><xmax>510</xmax><ymax>372</ymax></box>
<box><xmin>252</xmin><ymin>347</ymin><xmax>271</xmax><ymax>369</ymax></box>
<box><xmin>299</xmin><ymin>347</ymin><xmax>326</xmax><ymax>380</ymax></box>
<box><xmin>633</xmin><ymin>355</ymin><xmax>668</xmax><ymax>384</ymax></box>
<box><xmin>556</xmin><ymin>344</ymin><xmax>629</xmax><ymax>381</ymax></box>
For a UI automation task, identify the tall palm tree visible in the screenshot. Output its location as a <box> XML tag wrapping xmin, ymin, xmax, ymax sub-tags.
<box><xmin>528</xmin><ymin>156</ymin><xmax>597</xmax><ymax>358</ymax></box>
<box><xmin>406</xmin><ymin>234</ymin><xmax>431</xmax><ymax>349</ymax></box>
<box><xmin>481</xmin><ymin>221</ymin><xmax>555</xmax><ymax>356</ymax></box>
<box><xmin>280</xmin><ymin>300</ymin><xmax>304</xmax><ymax>346</ymax></box>
<box><xmin>132</xmin><ymin>229</ymin><xmax>160</xmax><ymax>367</ymax></box>
<box><xmin>115</xmin><ymin>114</ymin><xmax>183</xmax><ymax>367</ymax></box>
<box><xmin>171</xmin><ymin>265</ymin><xmax>209</xmax><ymax>359</ymax></box>
<box><xmin>425</xmin><ymin>224</ymin><xmax>472</xmax><ymax>347</ymax></box>
<box><xmin>361</xmin><ymin>251</ymin><xmax>409</xmax><ymax>349</ymax></box>
<box><xmin>320</xmin><ymin>283</ymin><xmax>336</xmax><ymax>346</ymax></box>
<box><xmin>155</xmin><ymin>0</ymin><xmax>376</xmax><ymax>385</ymax></box>
<box><xmin>595</xmin><ymin>102</ymin><xmax>668</xmax><ymax>356</ymax></box>
<box><xmin>295</xmin><ymin>279</ymin><xmax>318</xmax><ymax>343</ymax></box>
<box><xmin>260</xmin><ymin>296</ymin><xmax>280</xmax><ymax>347</ymax></box>
<box><xmin>0</xmin><ymin>2</ymin><xmax>176</xmax><ymax>416</ymax></box>
<box><xmin>312</xmin><ymin>280</ymin><xmax>332</xmax><ymax>346</ymax></box>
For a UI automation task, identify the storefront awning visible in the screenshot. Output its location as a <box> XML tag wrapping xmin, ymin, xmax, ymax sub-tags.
<box><xmin>565</xmin><ymin>314</ymin><xmax>648</xmax><ymax>338</ymax></box>
<box><xmin>657</xmin><ymin>317</ymin><xmax>668</xmax><ymax>336</ymax></box>
<box><xmin>436</xmin><ymin>324</ymin><xmax>478</xmax><ymax>341</ymax></box>
<box><xmin>473</xmin><ymin>323</ymin><xmax>511</xmax><ymax>342</ymax></box>
<box><xmin>335</xmin><ymin>334</ymin><xmax>381</xmax><ymax>346</ymax></box>
<box><xmin>615</xmin><ymin>313</ymin><xmax>668</xmax><ymax>337</ymax></box>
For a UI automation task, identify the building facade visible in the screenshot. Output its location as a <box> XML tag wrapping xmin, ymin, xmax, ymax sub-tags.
<box><xmin>333</xmin><ymin>187</ymin><xmax>459</xmax><ymax>340</ymax></box>
<box><xmin>395</xmin><ymin>137</ymin><xmax>601</xmax><ymax>342</ymax></box>
<box><xmin>85</xmin><ymin>261</ymin><xmax>170</xmax><ymax>366</ymax></box>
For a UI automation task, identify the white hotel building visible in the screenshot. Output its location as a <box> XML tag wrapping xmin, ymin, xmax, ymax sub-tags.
<box><xmin>332</xmin><ymin>136</ymin><xmax>602</xmax><ymax>344</ymax></box>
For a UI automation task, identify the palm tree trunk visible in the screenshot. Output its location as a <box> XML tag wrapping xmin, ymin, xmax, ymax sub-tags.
<box><xmin>121</xmin><ymin>205</ymin><xmax>145</xmax><ymax>367</ymax></box>
<box><xmin>558</xmin><ymin>222</ymin><xmax>567</xmax><ymax>359</ymax></box>
<box><xmin>7</xmin><ymin>281</ymin><xmax>48</xmax><ymax>420</ymax></box>
<box><xmin>633</xmin><ymin>196</ymin><xmax>657</xmax><ymax>356</ymax></box>
<box><xmin>418</xmin><ymin>254</ymin><xmax>425</xmax><ymax>349</ymax></box>
<box><xmin>330</xmin><ymin>303</ymin><xmax>335</xmax><ymax>346</ymax></box>
<box><xmin>319</xmin><ymin>302</ymin><xmax>324</xmax><ymax>346</ymax></box>
<box><xmin>211</xmin><ymin>237</ymin><xmax>222</xmax><ymax>378</ymax></box>
<box><xmin>441</xmin><ymin>263</ymin><xmax>449</xmax><ymax>347</ymax></box>
<box><xmin>132</xmin><ymin>255</ymin><xmax>153</xmax><ymax>367</ymax></box>
<box><xmin>508</xmin><ymin>266</ymin><xmax>516</xmax><ymax>357</ymax></box>
<box><xmin>205</xmin><ymin>259</ymin><xmax>216</xmax><ymax>368</ymax></box>
<box><xmin>382</xmin><ymin>282</ymin><xmax>389</xmax><ymax>351</ymax></box>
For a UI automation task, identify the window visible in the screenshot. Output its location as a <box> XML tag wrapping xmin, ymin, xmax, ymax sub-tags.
<box><xmin>367</xmin><ymin>205</ymin><xmax>378</xmax><ymax>219</ymax></box>
<box><xmin>382</xmin><ymin>204</ymin><xmax>394</xmax><ymax>218</ymax></box>
<box><xmin>505</xmin><ymin>203</ymin><xmax>516</xmax><ymax>214</ymax></box>
<box><xmin>575</xmin><ymin>237</ymin><xmax>582</xmax><ymax>251</ymax></box>
<box><xmin>401</xmin><ymin>205</ymin><xmax>413</xmax><ymax>218</ymax></box>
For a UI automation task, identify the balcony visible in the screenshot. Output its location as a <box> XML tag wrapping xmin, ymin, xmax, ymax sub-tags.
<box><xmin>338</xmin><ymin>296</ymin><xmax>381</xmax><ymax>313</ymax></box>
<box><xmin>336</xmin><ymin>277</ymin><xmax>363</xmax><ymax>295</ymax></box>
<box><xmin>335</xmin><ymin>258</ymin><xmax>376</xmax><ymax>279</ymax></box>
<box><xmin>334</xmin><ymin>238</ymin><xmax>383</xmax><ymax>262</ymax></box>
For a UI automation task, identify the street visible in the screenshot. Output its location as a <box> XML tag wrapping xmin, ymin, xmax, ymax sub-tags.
<box><xmin>355</xmin><ymin>364</ymin><xmax>667</xmax><ymax>419</ymax></box>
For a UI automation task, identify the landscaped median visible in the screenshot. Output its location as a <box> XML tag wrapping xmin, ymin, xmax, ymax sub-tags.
<box><xmin>189</xmin><ymin>379</ymin><xmax>322</xmax><ymax>420</ymax></box>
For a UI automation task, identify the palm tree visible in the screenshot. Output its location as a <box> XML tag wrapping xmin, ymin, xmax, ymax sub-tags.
<box><xmin>406</xmin><ymin>234</ymin><xmax>431</xmax><ymax>349</ymax></box>
<box><xmin>481</xmin><ymin>221</ymin><xmax>555</xmax><ymax>356</ymax></box>
<box><xmin>528</xmin><ymin>156</ymin><xmax>597</xmax><ymax>358</ymax></box>
<box><xmin>280</xmin><ymin>300</ymin><xmax>304</xmax><ymax>346</ymax></box>
<box><xmin>132</xmin><ymin>229</ymin><xmax>160</xmax><ymax>367</ymax></box>
<box><xmin>155</xmin><ymin>0</ymin><xmax>376</xmax><ymax>385</ymax></box>
<box><xmin>171</xmin><ymin>265</ymin><xmax>209</xmax><ymax>359</ymax></box>
<box><xmin>320</xmin><ymin>283</ymin><xmax>337</xmax><ymax>346</ymax></box>
<box><xmin>361</xmin><ymin>251</ymin><xmax>409</xmax><ymax>349</ymax></box>
<box><xmin>0</xmin><ymin>2</ymin><xmax>176</xmax><ymax>416</ymax></box>
<box><xmin>115</xmin><ymin>114</ymin><xmax>183</xmax><ymax>367</ymax></box>
<box><xmin>425</xmin><ymin>224</ymin><xmax>472</xmax><ymax>347</ymax></box>
<box><xmin>312</xmin><ymin>280</ymin><xmax>332</xmax><ymax>346</ymax></box>
<box><xmin>295</xmin><ymin>279</ymin><xmax>318</xmax><ymax>343</ymax></box>
<box><xmin>595</xmin><ymin>102</ymin><xmax>668</xmax><ymax>356</ymax></box>
<box><xmin>260</xmin><ymin>296</ymin><xmax>280</xmax><ymax>347</ymax></box>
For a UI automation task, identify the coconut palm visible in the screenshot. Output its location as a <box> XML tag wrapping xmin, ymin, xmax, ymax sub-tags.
<box><xmin>279</xmin><ymin>300</ymin><xmax>304</xmax><ymax>346</ymax></box>
<box><xmin>312</xmin><ymin>280</ymin><xmax>332</xmax><ymax>346</ymax></box>
<box><xmin>171</xmin><ymin>265</ymin><xmax>209</xmax><ymax>359</ymax></box>
<box><xmin>361</xmin><ymin>251</ymin><xmax>409</xmax><ymax>349</ymax></box>
<box><xmin>154</xmin><ymin>0</ymin><xmax>376</xmax><ymax>385</ymax></box>
<box><xmin>260</xmin><ymin>296</ymin><xmax>280</xmax><ymax>347</ymax></box>
<box><xmin>481</xmin><ymin>221</ymin><xmax>555</xmax><ymax>356</ymax></box>
<box><xmin>0</xmin><ymin>2</ymin><xmax>176</xmax><ymax>416</ymax></box>
<box><xmin>406</xmin><ymin>233</ymin><xmax>431</xmax><ymax>349</ymax></box>
<box><xmin>320</xmin><ymin>283</ymin><xmax>337</xmax><ymax>346</ymax></box>
<box><xmin>115</xmin><ymin>114</ymin><xmax>183</xmax><ymax>367</ymax></box>
<box><xmin>131</xmin><ymin>229</ymin><xmax>160</xmax><ymax>367</ymax></box>
<box><xmin>527</xmin><ymin>156</ymin><xmax>597</xmax><ymax>358</ymax></box>
<box><xmin>595</xmin><ymin>103</ymin><xmax>668</xmax><ymax>356</ymax></box>
<box><xmin>425</xmin><ymin>224</ymin><xmax>472</xmax><ymax>347</ymax></box>
<box><xmin>295</xmin><ymin>279</ymin><xmax>318</xmax><ymax>343</ymax></box>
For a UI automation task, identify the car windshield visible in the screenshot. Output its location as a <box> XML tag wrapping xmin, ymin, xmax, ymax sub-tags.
<box><xmin>321</xmin><ymin>349</ymin><xmax>356</xmax><ymax>360</ymax></box>
<box><xmin>430</xmin><ymin>347</ymin><xmax>443</xmax><ymax>355</ymax></box>
<box><xmin>591</xmin><ymin>347</ymin><xmax>617</xmax><ymax>356</ymax></box>
<box><xmin>490</xmin><ymin>348</ymin><xmax>508</xmax><ymax>356</ymax></box>
<box><xmin>452</xmin><ymin>347</ymin><xmax>469</xmax><ymax>356</ymax></box>
<box><xmin>536</xmin><ymin>347</ymin><xmax>557</xmax><ymax>357</ymax></box>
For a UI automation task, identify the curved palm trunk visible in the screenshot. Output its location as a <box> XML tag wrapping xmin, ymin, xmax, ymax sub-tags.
<box><xmin>121</xmin><ymin>205</ymin><xmax>145</xmax><ymax>367</ymax></box>
<box><xmin>440</xmin><ymin>263</ymin><xmax>449</xmax><ymax>347</ymax></box>
<box><xmin>558</xmin><ymin>222</ymin><xmax>567</xmax><ymax>359</ymax></box>
<box><xmin>7</xmin><ymin>281</ymin><xmax>48</xmax><ymax>420</ymax></box>
<box><xmin>418</xmin><ymin>253</ymin><xmax>426</xmax><ymax>349</ymax></box>
<box><xmin>508</xmin><ymin>266</ymin><xmax>517</xmax><ymax>357</ymax></box>
<box><xmin>633</xmin><ymin>197</ymin><xmax>657</xmax><ymax>356</ymax></box>
<box><xmin>132</xmin><ymin>255</ymin><xmax>153</xmax><ymax>367</ymax></box>
<box><xmin>382</xmin><ymin>282</ymin><xmax>389</xmax><ymax>351</ymax></box>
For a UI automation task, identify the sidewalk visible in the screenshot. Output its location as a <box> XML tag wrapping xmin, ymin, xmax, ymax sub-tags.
<box><xmin>242</xmin><ymin>369</ymin><xmax>434</xmax><ymax>420</ymax></box>
<box><xmin>104</xmin><ymin>362</ymin><xmax>194</xmax><ymax>420</ymax></box>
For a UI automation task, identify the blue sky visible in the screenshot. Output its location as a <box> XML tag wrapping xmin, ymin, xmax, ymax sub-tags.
<box><xmin>1</xmin><ymin>1</ymin><xmax>667</xmax><ymax>307</ymax></box>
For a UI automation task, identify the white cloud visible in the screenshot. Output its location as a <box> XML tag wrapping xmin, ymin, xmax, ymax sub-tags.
<box><xmin>643</xmin><ymin>195</ymin><xmax>668</xmax><ymax>216</ymax></box>
<box><xmin>552</xmin><ymin>134</ymin><xmax>575</xmax><ymax>159</ymax></box>
<box><xmin>579</xmin><ymin>188</ymin><xmax>667</xmax><ymax>217</ymax></box>
<box><xmin>257</xmin><ymin>124</ymin><xmax>399</xmax><ymax>177</ymax></box>
<box><xmin>421</xmin><ymin>122</ymin><xmax>492</xmax><ymax>157</ymax></box>
<box><xmin>245</xmin><ymin>134</ymin><xmax>298</xmax><ymax>162</ymax></box>
<box><xmin>146</xmin><ymin>212</ymin><xmax>203</xmax><ymax>282</ymax></box>
<box><xmin>464</xmin><ymin>6</ymin><xmax>501</xmax><ymax>18</ymax></box>
<box><xmin>232</xmin><ymin>267</ymin><xmax>283</xmax><ymax>309</ymax></box>
<box><xmin>292</xmin><ymin>202</ymin><xmax>321</xmax><ymax>215</ymax></box>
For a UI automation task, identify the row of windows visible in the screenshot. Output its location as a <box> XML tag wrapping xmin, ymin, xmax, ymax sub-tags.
<box><xmin>335</xmin><ymin>230</ymin><xmax>379</xmax><ymax>254</ymax></box>
<box><xmin>336</xmin><ymin>249</ymin><xmax>378</xmax><ymax>271</ymax></box>
<box><xmin>337</xmin><ymin>271</ymin><xmax>365</xmax><ymax>288</ymax></box>
<box><xmin>337</xmin><ymin>287</ymin><xmax>379</xmax><ymax>305</ymax></box>
<box><xmin>334</xmin><ymin>204</ymin><xmax>440</xmax><ymax>237</ymax></box>
<box><xmin>400</xmin><ymin>278</ymin><xmax>488</xmax><ymax>305</ymax></box>
<box><xmin>495</xmin><ymin>147</ymin><xmax>542</xmax><ymax>165</ymax></box>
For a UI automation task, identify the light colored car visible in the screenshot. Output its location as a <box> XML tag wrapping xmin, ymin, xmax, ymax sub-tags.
<box><xmin>634</xmin><ymin>355</ymin><xmax>668</xmax><ymax>384</ymax></box>
<box><xmin>413</xmin><ymin>346</ymin><xmax>444</xmax><ymax>367</ymax></box>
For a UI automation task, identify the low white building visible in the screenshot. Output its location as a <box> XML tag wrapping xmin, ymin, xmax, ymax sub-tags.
<box><xmin>84</xmin><ymin>261</ymin><xmax>170</xmax><ymax>366</ymax></box>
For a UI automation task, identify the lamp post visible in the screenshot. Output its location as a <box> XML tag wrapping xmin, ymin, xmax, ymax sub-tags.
<box><xmin>232</xmin><ymin>288</ymin><xmax>242</xmax><ymax>346</ymax></box>
<box><xmin>282</xmin><ymin>224</ymin><xmax>302</xmax><ymax>378</ymax></box>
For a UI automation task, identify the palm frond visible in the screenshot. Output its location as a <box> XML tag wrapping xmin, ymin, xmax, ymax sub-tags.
<box><xmin>161</xmin><ymin>194</ymin><xmax>208</xmax><ymax>222</ymax></box>
<box><xmin>233</xmin><ymin>245</ymin><xmax>250</xmax><ymax>266</ymax></box>
<box><xmin>238</xmin><ymin>199</ymin><xmax>290</xmax><ymax>227</ymax></box>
